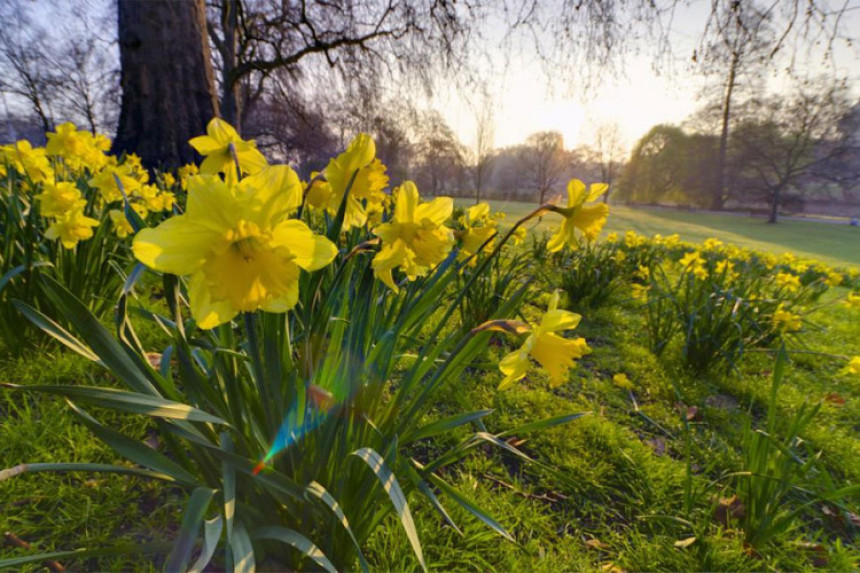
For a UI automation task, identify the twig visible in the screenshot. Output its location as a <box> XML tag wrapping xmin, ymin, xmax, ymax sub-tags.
<box><xmin>4</xmin><ymin>532</ymin><xmax>66</xmax><ymax>572</ymax></box>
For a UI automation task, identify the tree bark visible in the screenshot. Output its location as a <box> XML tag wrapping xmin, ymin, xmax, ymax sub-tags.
<box><xmin>113</xmin><ymin>0</ymin><xmax>220</xmax><ymax>170</ymax></box>
<box><xmin>768</xmin><ymin>185</ymin><xmax>781</xmax><ymax>223</ymax></box>
<box><xmin>219</xmin><ymin>0</ymin><xmax>242</xmax><ymax>130</ymax></box>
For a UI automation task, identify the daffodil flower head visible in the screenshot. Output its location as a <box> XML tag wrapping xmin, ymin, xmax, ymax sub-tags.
<box><xmin>88</xmin><ymin>164</ymin><xmax>144</xmax><ymax>203</ymax></box>
<box><xmin>772</xmin><ymin>303</ymin><xmax>802</xmax><ymax>332</ymax></box>
<box><xmin>35</xmin><ymin>182</ymin><xmax>86</xmax><ymax>217</ymax></box>
<box><xmin>458</xmin><ymin>202</ymin><xmax>497</xmax><ymax>261</ymax></box>
<box><xmin>2</xmin><ymin>140</ymin><xmax>54</xmax><ymax>183</ymax></box>
<box><xmin>311</xmin><ymin>134</ymin><xmax>389</xmax><ymax>229</ymax></box>
<box><xmin>45</xmin><ymin>208</ymin><xmax>100</xmax><ymax>248</ymax></box>
<box><xmin>547</xmin><ymin>179</ymin><xmax>610</xmax><ymax>252</ymax></box>
<box><xmin>498</xmin><ymin>290</ymin><xmax>591</xmax><ymax>390</ymax></box>
<box><xmin>132</xmin><ymin>171</ymin><xmax>337</xmax><ymax>329</ymax></box>
<box><xmin>841</xmin><ymin>356</ymin><xmax>860</xmax><ymax>377</ymax></box>
<box><xmin>371</xmin><ymin>181</ymin><xmax>454</xmax><ymax>292</ymax></box>
<box><xmin>189</xmin><ymin>118</ymin><xmax>267</xmax><ymax>181</ymax></box>
<box><xmin>774</xmin><ymin>271</ymin><xmax>801</xmax><ymax>293</ymax></box>
<box><xmin>845</xmin><ymin>292</ymin><xmax>860</xmax><ymax>309</ymax></box>
<box><xmin>109</xmin><ymin>209</ymin><xmax>135</xmax><ymax>238</ymax></box>
<box><xmin>679</xmin><ymin>251</ymin><xmax>708</xmax><ymax>280</ymax></box>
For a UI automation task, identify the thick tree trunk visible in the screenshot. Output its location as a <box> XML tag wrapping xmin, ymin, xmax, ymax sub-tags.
<box><xmin>113</xmin><ymin>0</ymin><xmax>220</xmax><ymax>170</ymax></box>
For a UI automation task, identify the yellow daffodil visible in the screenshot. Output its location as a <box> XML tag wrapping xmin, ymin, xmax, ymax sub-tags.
<box><xmin>371</xmin><ymin>181</ymin><xmax>454</xmax><ymax>292</ymax></box>
<box><xmin>547</xmin><ymin>179</ymin><xmax>610</xmax><ymax>252</ymax></box>
<box><xmin>841</xmin><ymin>356</ymin><xmax>860</xmax><ymax>377</ymax></box>
<box><xmin>715</xmin><ymin>259</ymin><xmax>737</xmax><ymax>280</ymax></box>
<box><xmin>178</xmin><ymin>164</ymin><xmax>198</xmax><ymax>190</ymax></box>
<box><xmin>630</xmin><ymin>283</ymin><xmax>649</xmax><ymax>301</ymax></box>
<box><xmin>45</xmin><ymin>209</ymin><xmax>99</xmax><ymax>248</ymax></box>
<box><xmin>44</xmin><ymin>122</ymin><xmax>109</xmax><ymax>171</ymax></box>
<box><xmin>679</xmin><ymin>251</ymin><xmax>708</xmax><ymax>280</ymax></box>
<box><xmin>772</xmin><ymin>304</ymin><xmax>802</xmax><ymax>332</ymax></box>
<box><xmin>35</xmin><ymin>182</ymin><xmax>86</xmax><ymax>217</ymax></box>
<box><xmin>2</xmin><ymin>140</ymin><xmax>54</xmax><ymax>183</ymax></box>
<box><xmin>109</xmin><ymin>209</ymin><xmax>134</xmax><ymax>238</ymax></box>
<box><xmin>89</xmin><ymin>164</ymin><xmax>144</xmax><ymax>203</ymax></box>
<box><xmin>458</xmin><ymin>202</ymin><xmax>498</xmax><ymax>260</ymax></box>
<box><xmin>511</xmin><ymin>226</ymin><xmax>528</xmax><ymax>246</ymax></box>
<box><xmin>613</xmin><ymin>373</ymin><xmax>634</xmax><ymax>390</ymax></box>
<box><xmin>624</xmin><ymin>230</ymin><xmax>646</xmax><ymax>249</ymax></box>
<box><xmin>308</xmin><ymin>134</ymin><xmax>389</xmax><ymax>229</ymax></box>
<box><xmin>606</xmin><ymin>232</ymin><xmax>619</xmax><ymax>243</ymax></box>
<box><xmin>133</xmin><ymin>171</ymin><xmax>336</xmax><ymax>329</ymax></box>
<box><xmin>189</xmin><ymin>118</ymin><xmax>267</xmax><ymax>179</ymax></box>
<box><xmin>824</xmin><ymin>271</ymin><xmax>842</xmax><ymax>287</ymax></box>
<box><xmin>703</xmin><ymin>237</ymin><xmax>723</xmax><ymax>251</ymax></box>
<box><xmin>498</xmin><ymin>290</ymin><xmax>591</xmax><ymax>389</ymax></box>
<box><xmin>845</xmin><ymin>292</ymin><xmax>860</xmax><ymax>309</ymax></box>
<box><xmin>774</xmin><ymin>272</ymin><xmax>801</xmax><ymax>292</ymax></box>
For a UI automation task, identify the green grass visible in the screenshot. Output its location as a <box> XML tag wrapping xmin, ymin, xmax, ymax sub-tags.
<box><xmin>3</xmin><ymin>207</ymin><xmax>860</xmax><ymax>571</ymax></box>
<box><xmin>458</xmin><ymin>199</ymin><xmax>860</xmax><ymax>269</ymax></box>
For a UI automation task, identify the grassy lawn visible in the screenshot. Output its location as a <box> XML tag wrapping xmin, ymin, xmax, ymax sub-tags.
<box><xmin>3</xmin><ymin>201</ymin><xmax>859</xmax><ymax>571</ymax></box>
<box><xmin>457</xmin><ymin>199</ymin><xmax>860</xmax><ymax>269</ymax></box>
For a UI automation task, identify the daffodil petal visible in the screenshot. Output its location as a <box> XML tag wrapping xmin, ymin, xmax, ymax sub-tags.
<box><xmin>133</xmin><ymin>216</ymin><xmax>220</xmax><ymax>275</ymax></box>
<box><xmin>189</xmin><ymin>271</ymin><xmax>238</xmax><ymax>329</ymax></box>
<box><xmin>415</xmin><ymin>197</ymin><xmax>453</xmax><ymax>227</ymax></box>
<box><xmin>271</xmin><ymin>220</ymin><xmax>338</xmax><ymax>272</ymax></box>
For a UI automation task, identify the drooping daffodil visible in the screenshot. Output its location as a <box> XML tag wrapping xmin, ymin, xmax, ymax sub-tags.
<box><xmin>498</xmin><ymin>290</ymin><xmax>591</xmax><ymax>390</ymax></box>
<box><xmin>133</xmin><ymin>169</ymin><xmax>336</xmax><ymax>329</ymax></box>
<box><xmin>546</xmin><ymin>178</ymin><xmax>610</xmax><ymax>252</ymax></box>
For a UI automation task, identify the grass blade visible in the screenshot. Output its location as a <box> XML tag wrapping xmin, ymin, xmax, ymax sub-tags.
<box><xmin>403</xmin><ymin>409</ymin><xmax>495</xmax><ymax>445</ymax></box>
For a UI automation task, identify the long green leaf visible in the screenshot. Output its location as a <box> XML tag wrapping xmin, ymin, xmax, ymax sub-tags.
<box><xmin>403</xmin><ymin>409</ymin><xmax>495</xmax><ymax>445</ymax></box>
<box><xmin>496</xmin><ymin>412</ymin><xmax>589</xmax><ymax>438</ymax></box>
<box><xmin>38</xmin><ymin>274</ymin><xmax>159</xmax><ymax>395</ymax></box>
<box><xmin>188</xmin><ymin>516</ymin><xmax>223</xmax><ymax>573</ymax></box>
<box><xmin>0</xmin><ymin>261</ymin><xmax>51</xmax><ymax>292</ymax></box>
<box><xmin>165</xmin><ymin>487</ymin><xmax>216</xmax><ymax>573</ymax></box>
<box><xmin>254</xmin><ymin>526</ymin><xmax>336</xmax><ymax>573</ymax></box>
<box><xmin>0</xmin><ymin>462</ymin><xmax>177</xmax><ymax>483</ymax></box>
<box><xmin>423</xmin><ymin>468</ymin><xmax>515</xmax><ymax>542</ymax></box>
<box><xmin>351</xmin><ymin>447</ymin><xmax>426</xmax><ymax>571</ymax></box>
<box><xmin>2</xmin><ymin>383</ymin><xmax>226</xmax><ymax>424</ymax></box>
<box><xmin>305</xmin><ymin>480</ymin><xmax>369</xmax><ymax>573</ymax></box>
<box><xmin>66</xmin><ymin>400</ymin><xmax>199</xmax><ymax>486</ymax></box>
<box><xmin>0</xmin><ymin>542</ymin><xmax>172</xmax><ymax>568</ymax></box>
<box><xmin>230</xmin><ymin>521</ymin><xmax>255</xmax><ymax>573</ymax></box>
<box><xmin>11</xmin><ymin>301</ymin><xmax>99</xmax><ymax>361</ymax></box>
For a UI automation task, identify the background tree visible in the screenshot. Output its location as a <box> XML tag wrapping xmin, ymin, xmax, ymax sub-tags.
<box><xmin>520</xmin><ymin>131</ymin><xmax>566</xmax><ymax>204</ymax></box>
<box><xmin>694</xmin><ymin>0</ymin><xmax>774</xmax><ymax>210</ymax></box>
<box><xmin>731</xmin><ymin>80</ymin><xmax>855</xmax><ymax>223</ymax></box>
<box><xmin>113</xmin><ymin>0</ymin><xmax>220</xmax><ymax>169</ymax></box>
<box><xmin>471</xmin><ymin>94</ymin><xmax>496</xmax><ymax>204</ymax></box>
<box><xmin>413</xmin><ymin>111</ymin><xmax>467</xmax><ymax>196</ymax></box>
<box><xmin>587</xmin><ymin>121</ymin><xmax>626</xmax><ymax>204</ymax></box>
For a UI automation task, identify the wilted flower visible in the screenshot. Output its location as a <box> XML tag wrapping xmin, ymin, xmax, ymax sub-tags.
<box><xmin>498</xmin><ymin>290</ymin><xmax>591</xmax><ymax>389</ymax></box>
<box><xmin>546</xmin><ymin>179</ymin><xmax>610</xmax><ymax>252</ymax></box>
<box><xmin>133</xmin><ymin>171</ymin><xmax>336</xmax><ymax>328</ymax></box>
<box><xmin>371</xmin><ymin>181</ymin><xmax>454</xmax><ymax>292</ymax></box>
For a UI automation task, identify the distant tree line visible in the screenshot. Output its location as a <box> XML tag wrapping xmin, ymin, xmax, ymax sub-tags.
<box><xmin>616</xmin><ymin>80</ymin><xmax>860</xmax><ymax>222</ymax></box>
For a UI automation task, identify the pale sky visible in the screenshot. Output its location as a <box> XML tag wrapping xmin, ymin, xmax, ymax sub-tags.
<box><xmin>431</xmin><ymin>1</ymin><xmax>860</xmax><ymax>155</ymax></box>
